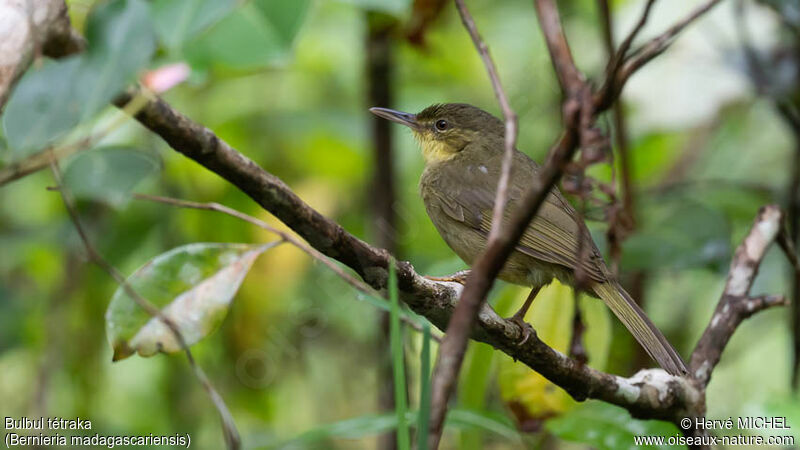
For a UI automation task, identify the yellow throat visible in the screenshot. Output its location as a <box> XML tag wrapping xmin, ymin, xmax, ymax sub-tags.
<box><xmin>413</xmin><ymin>130</ymin><xmax>458</xmax><ymax>164</ymax></box>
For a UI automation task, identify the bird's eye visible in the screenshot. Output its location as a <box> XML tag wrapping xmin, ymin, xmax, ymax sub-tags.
<box><xmin>435</xmin><ymin>119</ymin><xmax>449</xmax><ymax>131</ymax></box>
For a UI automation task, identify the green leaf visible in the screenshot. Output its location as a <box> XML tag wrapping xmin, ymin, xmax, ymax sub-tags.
<box><xmin>334</xmin><ymin>0</ymin><xmax>412</xmax><ymax>15</ymax></box>
<box><xmin>62</xmin><ymin>147</ymin><xmax>160</xmax><ymax>206</ymax></box>
<box><xmin>2</xmin><ymin>58</ymin><xmax>83</xmax><ymax>155</ymax></box>
<box><xmin>546</xmin><ymin>402</ymin><xmax>682</xmax><ymax>450</ymax></box>
<box><xmin>2</xmin><ymin>0</ymin><xmax>155</xmax><ymax>156</ymax></box>
<box><xmin>184</xmin><ymin>0</ymin><xmax>310</xmax><ymax>70</ymax></box>
<box><xmin>389</xmin><ymin>261</ymin><xmax>410</xmax><ymax>450</ymax></box>
<box><xmin>252</xmin><ymin>0</ymin><xmax>312</xmax><ymax>47</ymax></box>
<box><xmin>106</xmin><ymin>242</ymin><xmax>275</xmax><ymax>361</ymax></box>
<box><xmin>78</xmin><ymin>0</ymin><xmax>156</xmax><ymax>119</ymax></box>
<box><xmin>151</xmin><ymin>0</ymin><xmax>237</xmax><ymax>52</ymax></box>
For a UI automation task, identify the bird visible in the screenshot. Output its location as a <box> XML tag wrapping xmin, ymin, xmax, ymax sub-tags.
<box><xmin>369</xmin><ymin>103</ymin><xmax>688</xmax><ymax>376</ymax></box>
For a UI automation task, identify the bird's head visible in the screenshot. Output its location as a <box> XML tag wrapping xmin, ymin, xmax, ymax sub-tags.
<box><xmin>369</xmin><ymin>103</ymin><xmax>504</xmax><ymax>164</ymax></box>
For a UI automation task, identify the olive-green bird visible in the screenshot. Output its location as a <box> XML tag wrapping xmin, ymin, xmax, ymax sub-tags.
<box><xmin>370</xmin><ymin>103</ymin><xmax>687</xmax><ymax>376</ymax></box>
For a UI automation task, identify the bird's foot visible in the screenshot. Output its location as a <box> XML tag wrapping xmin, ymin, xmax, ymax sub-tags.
<box><xmin>424</xmin><ymin>269</ymin><xmax>471</xmax><ymax>285</ymax></box>
<box><xmin>508</xmin><ymin>313</ymin><xmax>534</xmax><ymax>346</ymax></box>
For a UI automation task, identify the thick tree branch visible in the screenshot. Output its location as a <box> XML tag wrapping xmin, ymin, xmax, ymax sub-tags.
<box><xmin>0</xmin><ymin>0</ymin><xmax>83</xmax><ymax>110</ymax></box>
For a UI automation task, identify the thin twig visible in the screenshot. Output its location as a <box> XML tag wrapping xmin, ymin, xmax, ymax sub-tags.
<box><xmin>453</xmin><ymin>0</ymin><xmax>518</xmax><ymax>242</ymax></box>
<box><xmin>596</xmin><ymin>0</ymin><xmax>656</xmax><ymax>106</ymax></box>
<box><xmin>48</xmin><ymin>157</ymin><xmax>240</xmax><ymax>450</ymax></box>
<box><xmin>131</xmin><ymin>193</ymin><xmax>440</xmax><ymax>342</ymax></box>
<box><xmin>618</xmin><ymin>0</ymin><xmax>722</xmax><ymax>88</ymax></box>
<box><xmin>597</xmin><ymin>0</ymin><xmax>637</xmax><ymax>274</ymax></box>
<box><xmin>595</xmin><ymin>0</ymin><xmax>722</xmax><ymax>110</ymax></box>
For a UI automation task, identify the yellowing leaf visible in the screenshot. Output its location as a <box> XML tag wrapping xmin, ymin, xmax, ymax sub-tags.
<box><xmin>106</xmin><ymin>242</ymin><xmax>276</xmax><ymax>361</ymax></box>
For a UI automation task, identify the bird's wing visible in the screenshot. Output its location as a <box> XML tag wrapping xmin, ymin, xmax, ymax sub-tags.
<box><xmin>429</xmin><ymin>150</ymin><xmax>607</xmax><ymax>282</ymax></box>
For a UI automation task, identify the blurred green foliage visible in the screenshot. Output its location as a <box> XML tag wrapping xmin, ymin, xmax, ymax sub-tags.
<box><xmin>1</xmin><ymin>0</ymin><xmax>799</xmax><ymax>448</ymax></box>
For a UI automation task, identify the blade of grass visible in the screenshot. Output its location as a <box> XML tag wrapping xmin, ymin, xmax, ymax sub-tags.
<box><xmin>417</xmin><ymin>322</ymin><xmax>432</xmax><ymax>450</ymax></box>
<box><xmin>389</xmin><ymin>260</ymin><xmax>410</xmax><ymax>450</ymax></box>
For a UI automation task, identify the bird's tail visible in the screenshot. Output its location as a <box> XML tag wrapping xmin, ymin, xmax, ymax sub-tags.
<box><xmin>593</xmin><ymin>282</ymin><xmax>687</xmax><ymax>376</ymax></box>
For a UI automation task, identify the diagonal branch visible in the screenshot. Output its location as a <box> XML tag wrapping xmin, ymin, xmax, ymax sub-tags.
<box><xmin>689</xmin><ymin>205</ymin><xmax>789</xmax><ymax>386</ymax></box>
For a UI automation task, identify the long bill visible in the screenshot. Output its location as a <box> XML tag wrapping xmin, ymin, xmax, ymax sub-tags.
<box><xmin>369</xmin><ymin>107</ymin><xmax>419</xmax><ymax>129</ymax></box>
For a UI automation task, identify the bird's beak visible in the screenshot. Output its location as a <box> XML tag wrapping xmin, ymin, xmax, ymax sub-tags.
<box><xmin>369</xmin><ymin>107</ymin><xmax>419</xmax><ymax>129</ymax></box>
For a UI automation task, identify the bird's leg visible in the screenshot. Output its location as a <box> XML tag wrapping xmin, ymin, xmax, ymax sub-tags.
<box><xmin>424</xmin><ymin>269</ymin><xmax>471</xmax><ymax>285</ymax></box>
<box><xmin>507</xmin><ymin>286</ymin><xmax>541</xmax><ymax>345</ymax></box>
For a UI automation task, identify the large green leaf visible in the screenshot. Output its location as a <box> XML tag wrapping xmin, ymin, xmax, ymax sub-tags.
<box><xmin>546</xmin><ymin>402</ymin><xmax>682</xmax><ymax>450</ymax></box>
<box><xmin>2</xmin><ymin>0</ymin><xmax>155</xmax><ymax>156</ymax></box>
<box><xmin>252</xmin><ymin>0</ymin><xmax>312</xmax><ymax>47</ymax></box>
<box><xmin>106</xmin><ymin>242</ymin><xmax>275</xmax><ymax>361</ymax></box>
<box><xmin>2</xmin><ymin>58</ymin><xmax>83</xmax><ymax>155</ymax></box>
<box><xmin>184</xmin><ymin>0</ymin><xmax>310</xmax><ymax>70</ymax></box>
<box><xmin>334</xmin><ymin>0</ymin><xmax>411</xmax><ymax>15</ymax></box>
<box><xmin>77</xmin><ymin>0</ymin><xmax>156</xmax><ymax>119</ymax></box>
<box><xmin>151</xmin><ymin>0</ymin><xmax>237</xmax><ymax>52</ymax></box>
<box><xmin>62</xmin><ymin>147</ymin><xmax>160</xmax><ymax>206</ymax></box>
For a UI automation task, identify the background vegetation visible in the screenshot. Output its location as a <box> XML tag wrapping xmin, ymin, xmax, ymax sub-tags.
<box><xmin>1</xmin><ymin>0</ymin><xmax>799</xmax><ymax>448</ymax></box>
